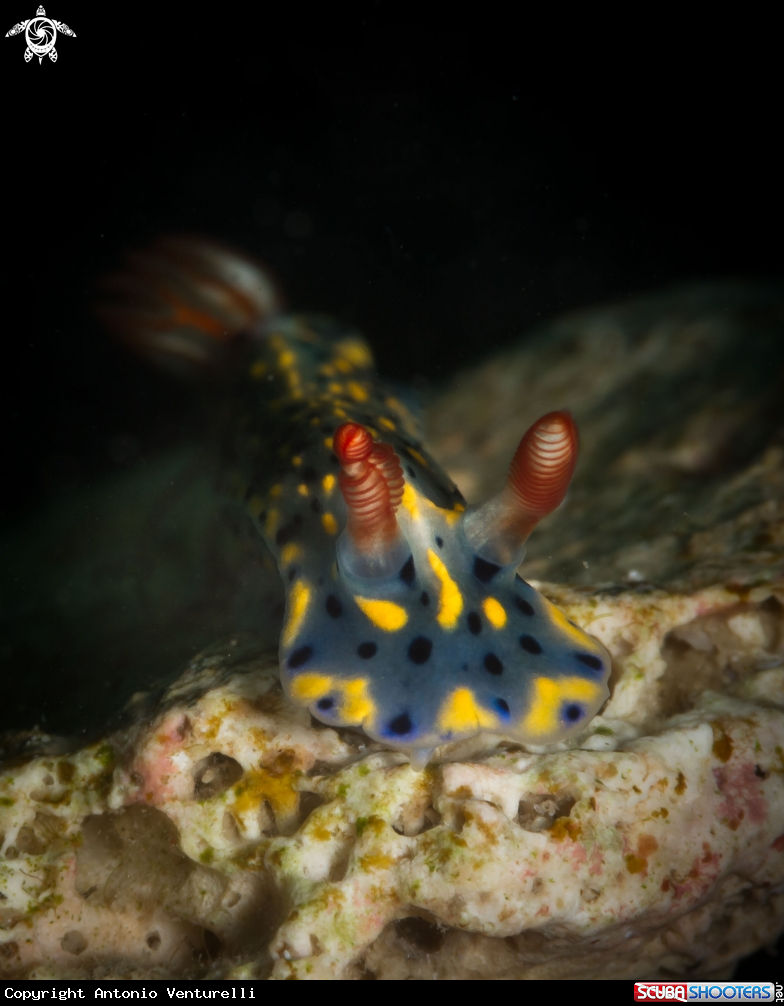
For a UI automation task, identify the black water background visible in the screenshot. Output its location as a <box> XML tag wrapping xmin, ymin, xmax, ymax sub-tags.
<box><xmin>2</xmin><ymin>9</ymin><xmax>781</xmax><ymax>522</ymax></box>
<box><xmin>1</xmin><ymin>7</ymin><xmax>783</xmax><ymax>979</ymax></box>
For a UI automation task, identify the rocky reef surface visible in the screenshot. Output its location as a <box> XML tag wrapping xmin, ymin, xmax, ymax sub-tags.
<box><xmin>3</xmin><ymin>282</ymin><xmax>784</xmax><ymax>979</ymax></box>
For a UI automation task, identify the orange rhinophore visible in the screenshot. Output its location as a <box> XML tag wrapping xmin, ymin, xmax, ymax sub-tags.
<box><xmin>334</xmin><ymin>422</ymin><xmax>408</xmax><ymax>578</ymax></box>
<box><xmin>96</xmin><ymin>236</ymin><xmax>281</xmax><ymax>373</ymax></box>
<box><xmin>463</xmin><ymin>410</ymin><xmax>579</xmax><ymax>567</ymax></box>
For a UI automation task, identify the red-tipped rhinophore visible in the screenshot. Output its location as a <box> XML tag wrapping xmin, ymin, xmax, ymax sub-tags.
<box><xmin>506</xmin><ymin>410</ymin><xmax>578</xmax><ymax>539</ymax></box>
<box><xmin>334</xmin><ymin>422</ymin><xmax>405</xmax><ymax>554</ymax></box>
<box><xmin>462</xmin><ymin>410</ymin><xmax>579</xmax><ymax>566</ymax></box>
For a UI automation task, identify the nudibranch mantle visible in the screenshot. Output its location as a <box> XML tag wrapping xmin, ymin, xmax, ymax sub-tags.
<box><xmin>99</xmin><ymin>237</ymin><xmax>610</xmax><ymax>764</ymax></box>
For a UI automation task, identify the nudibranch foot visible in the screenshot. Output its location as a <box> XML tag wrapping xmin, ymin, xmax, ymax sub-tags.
<box><xmin>99</xmin><ymin>237</ymin><xmax>611</xmax><ymax>769</ymax></box>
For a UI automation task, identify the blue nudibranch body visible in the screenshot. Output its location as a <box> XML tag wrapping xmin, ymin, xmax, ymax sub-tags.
<box><xmin>100</xmin><ymin>237</ymin><xmax>610</xmax><ymax>765</ymax></box>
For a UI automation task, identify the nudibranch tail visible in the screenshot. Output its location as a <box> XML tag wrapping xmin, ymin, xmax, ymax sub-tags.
<box><xmin>463</xmin><ymin>410</ymin><xmax>579</xmax><ymax>567</ymax></box>
<box><xmin>97</xmin><ymin>236</ymin><xmax>281</xmax><ymax>374</ymax></box>
<box><xmin>334</xmin><ymin>422</ymin><xmax>409</xmax><ymax>580</ymax></box>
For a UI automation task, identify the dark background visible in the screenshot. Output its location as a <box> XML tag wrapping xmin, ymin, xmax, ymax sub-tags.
<box><xmin>1</xmin><ymin>7</ymin><xmax>781</xmax><ymax>523</ymax></box>
<box><xmin>2</xmin><ymin>6</ymin><xmax>783</xmax><ymax>978</ymax></box>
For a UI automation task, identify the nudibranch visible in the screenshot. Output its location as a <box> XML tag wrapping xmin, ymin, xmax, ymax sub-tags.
<box><xmin>99</xmin><ymin>237</ymin><xmax>610</xmax><ymax>767</ymax></box>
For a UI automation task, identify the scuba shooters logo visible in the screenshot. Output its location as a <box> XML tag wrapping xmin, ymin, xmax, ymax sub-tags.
<box><xmin>634</xmin><ymin>983</ymin><xmax>782</xmax><ymax>1002</ymax></box>
<box><xmin>5</xmin><ymin>5</ymin><xmax>75</xmax><ymax>63</ymax></box>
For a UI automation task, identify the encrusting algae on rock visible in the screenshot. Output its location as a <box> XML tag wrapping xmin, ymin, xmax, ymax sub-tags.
<box><xmin>3</xmin><ymin>273</ymin><xmax>784</xmax><ymax>979</ymax></box>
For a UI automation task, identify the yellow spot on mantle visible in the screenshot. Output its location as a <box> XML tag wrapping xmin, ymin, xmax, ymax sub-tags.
<box><xmin>347</xmin><ymin>381</ymin><xmax>369</xmax><ymax>402</ymax></box>
<box><xmin>427</xmin><ymin>549</ymin><xmax>463</xmax><ymax>629</ymax></box>
<box><xmin>355</xmin><ymin>597</ymin><xmax>408</xmax><ymax>631</ymax></box>
<box><xmin>283</xmin><ymin>581</ymin><xmax>310</xmax><ymax>647</ymax></box>
<box><xmin>281</xmin><ymin>543</ymin><xmax>300</xmax><ymax>565</ymax></box>
<box><xmin>442</xmin><ymin>507</ymin><xmax>462</xmax><ymax>527</ymax></box>
<box><xmin>290</xmin><ymin>673</ymin><xmax>331</xmax><ymax>703</ymax></box>
<box><xmin>335</xmin><ymin>338</ymin><xmax>373</xmax><ymax>368</ymax></box>
<box><xmin>324</xmin><ymin>437</ymin><xmax>334</xmax><ymax>449</ymax></box>
<box><xmin>297</xmin><ymin>483</ymin><xmax>309</xmax><ymax>497</ymax></box>
<box><xmin>322</xmin><ymin>513</ymin><xmax>338</xmax><ymax>535</ymax></box>
<box><xmin>378</xmin><ymin>416</ymin><xmax>396</xmax><ymax>431</ymax></box>
<box><xmin>250</xmin><ymin>360</ymin><xmax>267</xmax><ymax>379</ymax></box>
<box><xmin>401</xmin><ymin>483</ymin><xmax>420</xmax><ymax>520</ymax></box>
<box><xmin>322</xmin><ymin>474</ymin><xmax>335</xmax><ymax>495</ymax></box>
<box><xmin>438</xmin><ymin>688</ymin><xmax>497</xmax><ymax>734</ymax></box>
<box><xmin>292</xmin><ymin>456</ymin><xmax>302</xmax><ymax>467</ymax></box>
<box><xmin>248</xmin><ymin>495</ymin><xmax>264</xmax><ymax>519</ymax></box>
<box><xmin>407</xmin><ymin>447</ymin><xmax>429</xmax><ymax>468</ymax></box>
<box><xmin>482</xmin><ymin>597</ymin><xmax>507</xmax><ymax>629</ymax></box>
<box><xmin>340</xmin><ymin>679</ymin><xmax>375</xmax><ymax>724</ymax></box>
<box><xmin>269</xmin><ymin>484</ymin><xmax>283</xmax><ymax>499</ymax></box>
<box><xmin>278</xmin><ymin>350</ymin><xmax>295</xmax><ymax>369</ymax></box>
<box><xmin>521</xmin><ymin>677</ymin><xmax>602</xmax><ymax>740</ymax></box>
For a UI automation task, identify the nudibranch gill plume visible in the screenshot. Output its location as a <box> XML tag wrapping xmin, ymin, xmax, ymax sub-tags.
<box><xmin>99</xmin><ymin>237</ymin><xmax>610</xmax><ymax>767</ymax></box>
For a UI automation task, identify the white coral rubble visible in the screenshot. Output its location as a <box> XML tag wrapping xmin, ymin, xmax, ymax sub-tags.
<box><xmin>2</xmin><ymin>584</ymin><xmax>784</xmax><ymax>979</ymax></box>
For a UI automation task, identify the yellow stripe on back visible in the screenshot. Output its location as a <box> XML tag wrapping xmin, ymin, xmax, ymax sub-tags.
<box><xmin>282</xmin><ymin>580</ymin><xmax>311</xmax><ymax>647</ymax></box>
<box><xmin>427</xmin><ymin>549</ymin><xmax>463</xmax><ymax>629</ymax></box>
<box><xmin>400</xmin><ymin>483</ymin><xmax>420</xmax><ymax>520</ymax></box>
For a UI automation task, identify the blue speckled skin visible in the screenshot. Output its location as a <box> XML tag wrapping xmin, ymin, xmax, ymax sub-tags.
<box><xmin>225</xmin><ymin>312</ymin><xmax>611</xmax><ymax>755</ymax></box>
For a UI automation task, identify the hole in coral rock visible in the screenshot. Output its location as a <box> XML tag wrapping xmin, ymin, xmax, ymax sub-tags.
<box><xmin>297</xmin><ymin>790</ymin><xmax>326</xmax><ymax>827</ymax></box>
<box><xmin>395</xmin><ymin>916</ymin><xmax>445</xmax><ymax>953</ymax></box>
<box><xmin>202</xmin><ymin>929</ymin><xmax>221</xmax><ymax>960</ymax></box>
<box><xmin>221</xmin><ymin>810</ymin><xmax>242</xmax><ymax>844</ymax></box>
<box><xmin>193</xmin><ymin>752</ymin><xmax>244</xmax><ymax>800</ymax></box>
<box><xmin>146</xmin><ymin>931</ymin><xmax>161</xmax><ymax>951</ymax></box>
<box><xmin>517</xmin><ymin>792</ymin><xmax>576</xmax><ymax>832</ymax></box>
<box><xmin>0</xmin><ymin>942</ymin><xmax>19</xmax><ymax>960</ymax></box>
<box><xmin>76</xmin><ymin>805</ymin><xmax>228</xmax><ymax>918</ymax></box>
<box><xmin>259</xmin><ymin>800</ymin><xmax>278</xmax><ymax>837</ymax></box>
<box><xmin>328</xmin><ymin>842</ymin><xmax>354</xmax><ymax>883</ymax></box>
<box><xmin>60</xmin><ymin>930</ymin><xmax>87</xmax><ymax>956</ymax></box>
<box><xmin>422</xmin><ymin>807</ymin><xmax>441</xmax><ymax>831</ymax></box>
<box><xmin>660</xmin><ymin>600</ymin><xmax>784</xmax><ymax>717</ymax></box>
<box><xmin>393</xmin><ymin>803</ymin><xmax>440</xmax><ymax>836</ymax></box>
